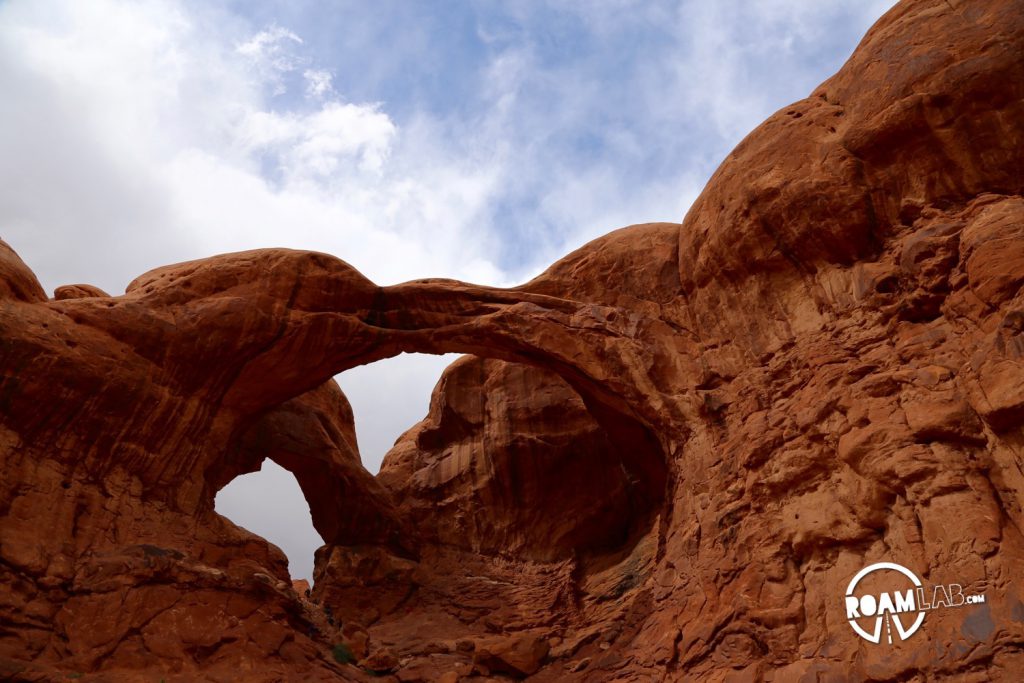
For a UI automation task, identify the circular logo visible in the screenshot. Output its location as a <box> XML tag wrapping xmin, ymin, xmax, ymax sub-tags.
<box><xmin>845</xmin><ymin>562</ymin><xmax>925</xmax><ymax>644</ymax></box>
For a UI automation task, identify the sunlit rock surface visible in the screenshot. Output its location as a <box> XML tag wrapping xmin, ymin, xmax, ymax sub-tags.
<box><xmin>1</xmin><ymin>0</ymin><xmax>1023</xmax><ymax>679</ymax></box>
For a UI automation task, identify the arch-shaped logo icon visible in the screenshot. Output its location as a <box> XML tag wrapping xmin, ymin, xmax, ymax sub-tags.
<box><xmin>845</xmin><ymin>562</ymin><xmax>926</xmax><ymax>644</ymax></box>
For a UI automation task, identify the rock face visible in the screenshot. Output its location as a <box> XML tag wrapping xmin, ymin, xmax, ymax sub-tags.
<box><xmin>1</xmin><ymin>0</ymin><xmax>1023</xmax><ymax>680</ymax></box>
<box><xmin>377</xmin><ymin>354</ymin><xmax>657</xmax><ymax>561</ymax></box>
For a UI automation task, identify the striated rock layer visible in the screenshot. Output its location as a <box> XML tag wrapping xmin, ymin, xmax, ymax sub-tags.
<box><xmin>2</xmin><ymin>0</ymin><xmax>1024</xmax><ymax>680</ymax></box>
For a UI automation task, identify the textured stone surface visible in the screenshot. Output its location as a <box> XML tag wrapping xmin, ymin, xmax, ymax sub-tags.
<box><xmin>2</xmin><ymin>0</ymin><xmax>1024</xmax><ymax>680</ymax></box>
<box><xmin>377</xmin><ymin>355</ymin><xmax>657</xmax><ymax>561</ymax></box>
<box><xmin>52</xmin><ymin>284</ymin><xmax>111</xmax><ymax>300</ymax></box>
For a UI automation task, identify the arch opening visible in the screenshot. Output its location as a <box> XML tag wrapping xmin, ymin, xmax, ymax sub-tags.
<box><xmin>208</xmin><ymin>345</ymin><xmax>669</xmax><ymax>591</ymax></box>
<box><xmin>214</xmin><ymin>459</ymin><xmax>324</xmax><ymax>583</ymax></box>
<box><xmin>336</xmin><ymin>352</ymin><xmax>459</xmax><ymax>474</ymax></box>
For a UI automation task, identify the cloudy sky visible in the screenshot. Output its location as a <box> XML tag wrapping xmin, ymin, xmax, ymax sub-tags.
<box><xmin>0</xmin><ymin>0</ymin><xmax>897</xmax><ymax>581</ymax></box>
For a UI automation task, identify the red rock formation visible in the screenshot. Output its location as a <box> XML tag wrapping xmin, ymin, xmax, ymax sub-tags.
<box><xmin>52</xmin><ymin>284</ymin><xmax>111</xmax><ymax>300</ymax></box>
<box><xmin>377</xmin><ymin>354</ymin><xmax>659</xmax><ymax>561</ymax></box>
<box><xmin>2</xmin><ymin>0</ymin><xmax>1023</xmax><ymax>680</ymax></box>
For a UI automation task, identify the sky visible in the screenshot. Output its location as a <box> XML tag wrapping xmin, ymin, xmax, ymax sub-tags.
<box><xmin>0</xmin><ymin>0</ymin><xmax>897</xmax><ymax>581</ymax></box>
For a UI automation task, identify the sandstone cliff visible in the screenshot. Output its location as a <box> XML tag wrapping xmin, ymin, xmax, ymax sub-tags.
<box><xmin>1</xmin><ymin>0</ymin><xmax>1023</xmax><ymax>680</ymax></box>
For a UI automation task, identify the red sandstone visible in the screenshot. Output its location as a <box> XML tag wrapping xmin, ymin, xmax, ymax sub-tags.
<box><xmin>1</xmin><ymin>0</ymin><xmax>1023</xmax><ymax>680</ymax></box>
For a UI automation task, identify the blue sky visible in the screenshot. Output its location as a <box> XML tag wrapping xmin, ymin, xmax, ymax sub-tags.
<box><xmin>0</xmin><ymin>0</ymin><xmax>897</xmax><ymax>580</ymax></box>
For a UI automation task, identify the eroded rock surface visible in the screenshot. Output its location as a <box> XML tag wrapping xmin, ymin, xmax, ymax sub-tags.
<box><xmin>2</xmin><ymin>0</ymin><xmax>1024</xmax><ymax>680</ymax></box>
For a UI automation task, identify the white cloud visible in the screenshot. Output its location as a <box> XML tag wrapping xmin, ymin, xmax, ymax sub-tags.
<box><xmin>303</xmin><ymin>67</ymin><xmax>334</xmax><ymax>98</ymax></box>
<box><xmin>237</xmin><ymin>24</ymin><xmax>302</xmax><ymax>61</ymax></box>
<box><xmin>0</xmin><ymin>0</ymin><xmax>509</xmax><ymax>291</ymax></box>
<box><xmin>239</xmin><ymin>102</ymin><xmax>395</xmax><ymax>177</ymax></box>
<box><xmin>236</xmin><ymin>23</ymin><xmax>305</xmax><ymax>94</ymax></box>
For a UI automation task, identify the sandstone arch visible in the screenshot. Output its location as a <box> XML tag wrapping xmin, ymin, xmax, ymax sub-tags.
<box><xmin>3</xmin><ymin>0</ymin><xmax>1024</xmax><ymax>679</ymax></box>
<box><xmin>156</xmin><ymin>248</ymin><xmax>678</xmax><ymax>563</ymax></box>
